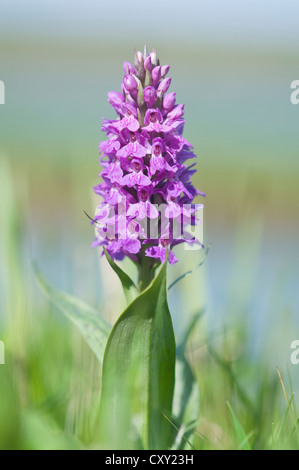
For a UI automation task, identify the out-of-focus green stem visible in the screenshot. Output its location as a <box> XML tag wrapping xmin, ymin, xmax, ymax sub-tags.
<box><xmin>138</xmin><ymin>254</ymin><xmax>155</xmax><ymax>292</ymax></box>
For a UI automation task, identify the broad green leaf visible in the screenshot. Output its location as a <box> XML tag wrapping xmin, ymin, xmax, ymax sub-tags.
<box><xmin>227</xmin><ymin>402</ymin><xmax>252</xmax><ymax>450</ymax></box>
<box><xmin>98</xmin><ymin>262</ymin><xmax>176</xmax><ymax>450</ymax></box>
<box><xmin>104</xmin><ymin>248</ymin><xmax>139</xmax><ymax>305</ymax></box>
<box><xmin>34</xmin><ymin>264</ymin><xmax>111</xmax><ymax>362</ymax></box>
<box><xmin>173</xmin><ymin>312</ymin><xmax>203</xmax><ymax>426</ymax></box>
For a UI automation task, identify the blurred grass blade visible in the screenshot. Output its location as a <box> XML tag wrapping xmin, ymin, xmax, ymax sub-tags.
<box><xmin>236</xmin><ymin>430</ymin><xmax>256</xmax><ymax>451</ymax></box>
<box><xmin>227</xmin><ymin>402</ymin><xmax>252</xmax><ymax>450</ymax></box>
<box><xmin>282</xmin><ymin>418</ymin><xmax>299</xmax><ymax>450</ymax></box>
<box><xmin>287</xmin><ymin>366</ymin><xmax>298</xmax><ymax>419</ymax></box>
<box><xmin>104</xmin><ymin>248</ymin><xmax>138</xmax><ymax>305</ymax></box>
<box><xmin>34</xmin><ymin>264</ymin><xmax>111</xmax><ymax>362</ymax></box>
<box><xmin>276</xmin><ymin>367</ymin><xmax>297</xmax><ymax>427</ymax></box>
<box><xmin>173</xmin><ymin>312</ymin><xmax>203</xmax><ymax>426</ymax></box>
<box><xmin>173</xmin><ymin>361</ymin><xmax>199</xmax><ymax>427</ymax></box>
<box><xmin>177</xmin><ymin>311</ymin><xmax>204</xmax><ymax>357</ymax></box>
<box><xmin>171</xmin><ymin>419</ymin><xmax>198</xmax><ymax>450</ymax></box>
<box><xmin>272</xmin><ymin>401</ymin><xmax>294</xmax><ymax>450</ymax></box>
<box><xmin>209</xmin><ymin>346</ymin><xmax>256</xmax><ymax>416</ymax></box>
<box><xmin>99</xmin><ymin>262</ymin><xmax>176</xmax><ymax>450</ymax></box>
<box><xmin>166</xmin><ymin>416</ymin><xmax>196</xmax><ymax>450</ymax></box>
<box><xmin>168</xmin><ymin>247</ymin><xmax>209</xmax><ymax>291</ymax></box>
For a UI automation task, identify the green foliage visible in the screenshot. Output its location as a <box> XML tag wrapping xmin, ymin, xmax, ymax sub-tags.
<box><xmin>33</xmin><ymin>264</ymin><xmax>111</xmax><ymax>362</ymax></box>
<box><xmin>227</xmin><ymin>402</ymin><xmax>253</xmax><ymax>450</ymax></box>
<box><xmin>1</xmin><ymin>155</ymin><xmax>299</xmax><ymax>450</ymax></box>
<box><xmin>98</xmin><ymin>262</ymin><xmax>176</xmax><ymax>450</ymax></box>
<box><xmin>103</xmin><ymin>248</ymin><xmax>139</xmax><ymax>305</ymax></box>
<box><xmin>172</xmin><ymin>312</ymin><xmax>203</xmax><ymax>449</ymax></box>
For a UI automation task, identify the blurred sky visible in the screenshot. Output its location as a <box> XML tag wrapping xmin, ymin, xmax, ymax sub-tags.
<box><xmin>1</xmin><ymin>0</ymin><xmax>299</xmax><ymax>49</ymax></box>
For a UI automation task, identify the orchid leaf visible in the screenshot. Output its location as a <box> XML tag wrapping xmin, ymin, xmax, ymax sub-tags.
<box><xmin>34</xmin><ymin>264</ymin><xmax>111</xmax><ymax>362</ymax></box>
<box><xmin>98</xmin><ymin>262</ymin><xmax>176</xmax><ymax>450</ymax></box>
<box><xmin>103</xmin><ymin>248</ymin><xmax>138</xmax><ymax>305</ymax></box>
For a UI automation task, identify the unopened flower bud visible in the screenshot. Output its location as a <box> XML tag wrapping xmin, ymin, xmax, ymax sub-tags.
<box><xmin>151</xmin><ymin>66</ymin><xmax>161</xmax><ymax>86</ymax></box>
<box><xmin>123</xmin><ymin>61</ymin><xmax>136</xmax><ymax>75</ymax></box>
<box><xmin>163</xmin><ymin>92</ymin><xmax>176</xmax><ymax>111</ymax></box>
<box><xmin>123</xmin><ymin>74</ymin><xmax>137</xmax><ymax>92</ymax></box>
<box><xmin>161</xmin><ymin>65</ymin><xmax>170</xmax><ymax>78</ymax></box>
<box><xmin>144</xmin><ymin>55</ymin><xmax>152</xmax><ymax>72</ymax></box>
<box><xmin>157</xmin><ymin>77</ymin><xmax>171</xmax><ymax>96</ymax></box>
<box><xmin>144</xmin><ymin>86</ymin><xmax>157</xmax><ymax>108</ymax></box>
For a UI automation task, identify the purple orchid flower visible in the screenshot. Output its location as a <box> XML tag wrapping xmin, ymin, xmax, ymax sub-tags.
<box><xmin>92</xmin><ymin>48</ymin><xmax>204</xmax><ymax>264</ymax></box>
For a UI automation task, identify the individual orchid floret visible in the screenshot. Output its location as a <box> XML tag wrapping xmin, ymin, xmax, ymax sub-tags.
<box><xmin>161</xmin><ymin>64</ymin><xmax>170</xmax><ymax>78</ymax></box>
<box><xmin>151</xmin><ymin>66</ymin><xmax>161</xmax><ymax>86</ymax></box>
<box><xmin>163</xmin><ymin>92</ymin><xmax>176</xmax><ymax>112</ymax></box>
<box><xmin>143</xmin><ymin>86</ymin><xmax>157</xmax><ymax>108</ymax></box>
<box><xmin>123</xmin><ymin>74</ymin><xmax>138</xmax><ymax>92</ymax></box>
<box><xmin>157</xmin><ymin>77</ymin><xmax>171</xmax><ymax>96</ymax></box>
<box><xmin>123</xmin><ymin>61</ymin><xmax>136</xmax><ymax>75</ymax></box>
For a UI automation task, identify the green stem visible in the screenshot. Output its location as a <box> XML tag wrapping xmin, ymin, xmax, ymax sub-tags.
<box><xmin>138</xmin><ymin>254</ymin><xmax>156</xmax><ymax>292</ymax></box>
